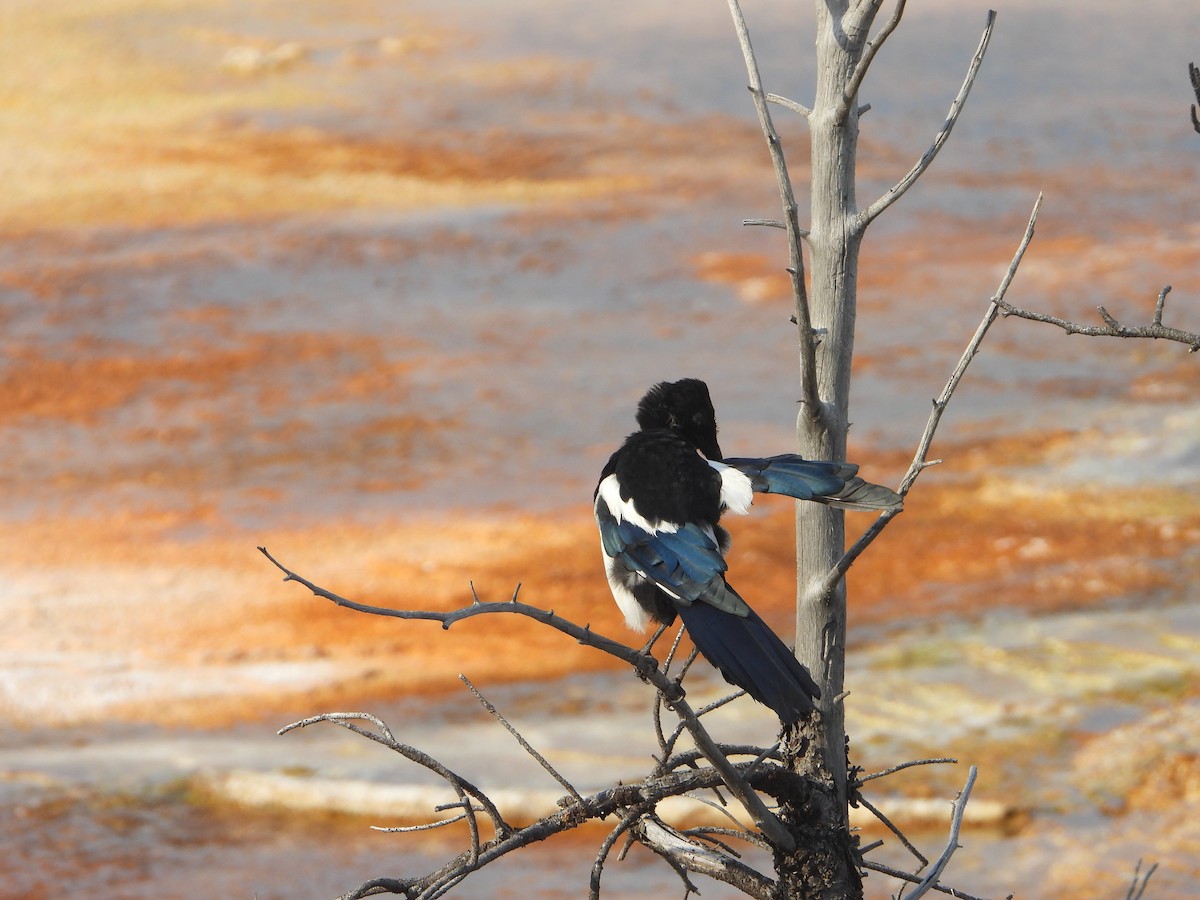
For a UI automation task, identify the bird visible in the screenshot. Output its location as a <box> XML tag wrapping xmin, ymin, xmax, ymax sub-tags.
<box><xmin>593</xmin><ymin>378</ymin><xmax>902</xmax><ymax>725</ymax></box>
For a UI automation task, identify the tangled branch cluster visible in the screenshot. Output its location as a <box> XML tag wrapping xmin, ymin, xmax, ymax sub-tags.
<box><xmin>265</xmin><ymin>550</ymin><xmax>995</xmax><ymax>900</ymax></box>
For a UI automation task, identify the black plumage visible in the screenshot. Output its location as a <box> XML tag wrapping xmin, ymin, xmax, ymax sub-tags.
<box><xmin>594</xmin><ymin>378</ymin><xmax>901</xmax><ymax>724</ymax></box>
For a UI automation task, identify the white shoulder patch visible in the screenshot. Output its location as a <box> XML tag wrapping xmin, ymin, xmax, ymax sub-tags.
<box><xmin>709</xmin><ymin>460</ymin><xmax>754</xmax><ymax>515</ymax></box>
<box><xmin>596</xmin><ymin>473</ymin><xmax>679</xmax><ymax>534</ymax></box>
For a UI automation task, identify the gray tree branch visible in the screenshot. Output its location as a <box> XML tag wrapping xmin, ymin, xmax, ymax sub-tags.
<box><xmin>638</xmin><ymin>818</ymin><xmax>777</xmax><ymax>899</ymax></box>
<box><xmin>459</xmin><ymin>674</ymin><xmax>585</xmax><ymax>805</ymax></box>
<box><xmin>818</xmin><ymin>193</ymin><xmax>1043</xmax><ymax>600</ymax></box>
<box><xmin>726</xmin><ymin>0</ymin><xmax>823</xmax><ymax>425</ymax></box>
<box><xmin>264</xmin><ymin>555</ymin><xmax>992</xmax><ymax>900</ymax></box>
<box><xmin>900</xmin><ymin>766</ymin><xmax>978</xmax><ymax>900</ymax></box>
<box><xmin>997</xmin><ymin>285</ymin><xmax>1200</xmax><ymax>351</ymax></box>
<box><xmin>836</xmin><ymin>0</ymin><xmax>908</xmax><ymax>126</ymax></box>
<box><xmin>282</xmin><ymin>708</ymin><xmax>795</xmax><ymax>900</ymax></box>
<box><xmin>262</xmin><ymin>547</ymin><xmax>797</xmax><ymax>854</ymax></box>
<box><xmin>858</xmin><ymin>10</ymin><xmax>996</xmax><ymax>231</ymax></box>
<box><xmin>859</xmin><ymin>860</ymin><xmax>997</xmax><ymax>900</ymax></box>
<box><xmin>1124</xmin><ymin>858</ymin><xmax>1159</xmax><ymax>900</ymax></box>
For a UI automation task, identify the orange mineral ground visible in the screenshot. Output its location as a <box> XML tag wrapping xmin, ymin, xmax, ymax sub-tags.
<box><xmin>3</xmin><ymin>455</ymin><xmax>1196</xmax><ymax>730</ymax></box>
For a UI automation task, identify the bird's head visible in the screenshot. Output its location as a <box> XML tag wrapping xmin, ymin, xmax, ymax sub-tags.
<box><xmin>635</xmin><ymin>378</ymin><xmax>723</xmax><ymax>460</ymax></box>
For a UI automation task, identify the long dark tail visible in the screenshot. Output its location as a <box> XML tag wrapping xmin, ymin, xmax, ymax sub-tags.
<box><xmin>677</xmin><ymin>601</ymin><xmax>820</xmax><ymax>725</ymax></box>
<box><xmin>724</xmin><ymin>454</ymin><xmax>902</xmax><ymax>512</ymax></box>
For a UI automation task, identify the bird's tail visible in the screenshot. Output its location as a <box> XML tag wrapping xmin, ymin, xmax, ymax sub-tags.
<box><xmin>724</xmin><ymin>455</ymin><xmax>902</xmax><ymax>512</ymax></box>
<box><xmin>677</xmin><ymin>600</ymin><xmax>820</xmax><ymax>725</ymax></box>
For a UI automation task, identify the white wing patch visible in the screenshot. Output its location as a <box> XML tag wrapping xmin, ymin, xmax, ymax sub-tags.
<box><xmin>708</xmin><ymin>460</ymin><xmax>754</xmax><ymax>515</ymax></box>
<box><xmin>596</xmin><ymin>472</ymin><xmax>687</xmax><ymax>632</ymax></box>
<box><xmin>596</xmin><ymin>474</ymin><xmax>679</xmax><ymax>534</ymax></box>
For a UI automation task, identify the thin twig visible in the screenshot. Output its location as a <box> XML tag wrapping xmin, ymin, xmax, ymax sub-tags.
<box><xmin>261</xmin><ymin>546</ymin><xmax>650</xmax><ymax>670</ymax></box>
<box><xmin>265</xmin><ymin>548</ymin><xmax>796</xmax><ymax>851</ymax></box>
<box><xmin>727</xmin><ymin>0</ymin><xmax>822</xmax><ymax>423</ymax></box>
<box><xmin>856</xmin><ymin>757</ymin><xmax>958</xmax><ymax>786</ymax></box>
<box><xmin>685</xmin><ymin>824</ymin><xmax>767</xmax><ymax>853</ymax></box>
<box><xmin>837</xmin><ymin>0</ymin><xmax>908</xmax><ymax>126</ymax></box>
<box><xmin>662</xmin><ymin>744</ymin><xmax>786</xmax><ymax>775</ymax></box>
<box><xmin>695</xmin><ymin>688</ymin><xmax>749</xmax><ymax>718</ymax></box>
<box><xmin>858</xmin><ymin>10</ymin><xmax>996</xmax><ymax>230</ymax></box>
<box><xmin>676</xmin><ymin>645</ymin><xmax>701</xmax><ymax>681</ymax></box>
<box><xmin>1124</xmin><ymin>858</ymin><xmax>1159</xmax><ymax>900</ymax></box>
<box><xmin>857</xmin><ymin>795</ymin><xmax>928</xmax><ymax>869</ymax></box>
<box><xmin>743</xmin><ymin>741</ymin><xmax>782</xmax><ymax>780</ymax></box>
<box><xmin>686</xmin><ymin>825</ymin><xmax>768</xmax><ymax>854</ymax></box>
<box><xmin>819</xmin><ymin>193</ymin><xmax>1042</xmax><ymax>599</ymax></box>
<box><xmin>590</xmin><ymin>805</ymin><xmax>654</xmax><ymax>900</ymax></box>
<box><xmin>996</xmin><ymin>285</ymin><xmax>1200</xmax><ymax>351</ymax></box>
<box><xmin>767</xmin><ymin>92</ymin><xmax>811</xmax><ymax>116</ymax></box>
<box><xmin>861</xmin><ymin>859</ymin><xmax>998</xmax><ymax>900</ymax></box>
<box><xmin>281</xmin><ymin>714</ymin><xmax>493</xmax><ymax>878</ymax></box>
<box><xmin>663</xmin><ymin>690</ymin><xmax>796</xmax><ymax>848</ymax></box>
<box><xmin>653</xmin><ymin>692</ymin><xmax>670</xmax><ymax>762</ymax></box>
<box><xmin>742</xmin><ymin>217</ymin><xmax>787</xmax><ymax>229</ymax></box>
<box><xmin>900</xmin><ymin>766</ymin><xmax>978</xmax><ymax>900</ymax></box>
<box><xmin>278</xmin><ymin>711</ymin><xmax>511</xmax><ymax>842</ymax></box>
<box><xmin>459</xmin><ymin>675</ymin><xmax>585</xmax><ymax>805</ymax></box>
<box><xmin>663</xmin><ymin>625</ymin><xmax>688</xmax><ymax>672</ymax></box>
<box><xmin>371</xmin><ymin>813</ymin><xmax>468</xmax><ymax>834</ymax></box>
<box><xmin>682</xmin><ymin>791</ymin><xmax>751</xmax><ymax>830</ymax></box>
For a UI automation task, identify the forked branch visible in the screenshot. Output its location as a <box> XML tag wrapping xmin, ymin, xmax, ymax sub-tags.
<box><xmin>858</xmin><ymin>10</ymin><xmax>996</xmax><ymax>231</ymax></box>
<box><xmin>997</xmin><ymin>285</ymin><xmax>1200</xmax><ymax>351</ymax></box>
<box><xmin>836</xmin><ymin>0</ymin><xmax>908</xmax><ymax>126</ymax></box>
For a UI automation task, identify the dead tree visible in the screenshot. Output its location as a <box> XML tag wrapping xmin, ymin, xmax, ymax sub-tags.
<box><xmin>263</xmin><ymin>7</ymin><xmax>1199</xmax><ymax>899</ymax></box>
<box><xmin>734</xmin><ymin>3</ymin><xmax>996</xmax><ymax>891</ymax></box>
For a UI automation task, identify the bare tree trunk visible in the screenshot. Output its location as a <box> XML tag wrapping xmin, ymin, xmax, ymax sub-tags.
<box><xmin>783</xmin><ymin>4</ymin><xmax>879</xmax><ymax>897</ymax></box>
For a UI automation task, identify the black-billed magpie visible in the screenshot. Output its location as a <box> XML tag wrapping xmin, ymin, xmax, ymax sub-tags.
<box><xmin>594</xmin><ymin>378</ymin><xmax>902</xmax><ymax>725</ymax></box>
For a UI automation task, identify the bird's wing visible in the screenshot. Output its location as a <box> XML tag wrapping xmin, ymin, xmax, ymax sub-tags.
<box><xmin>723</xmin><ymin>454</ymin><xmax>902</xmax><ymax>511</ymax></box>
<box><xmin>595</xmin><ymin>497</ymin><xmax>749</xmax><ymax>617</ymax></box>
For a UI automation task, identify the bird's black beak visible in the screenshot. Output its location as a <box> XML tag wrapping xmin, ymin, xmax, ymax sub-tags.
<box><xmin>699</xmin><ymin>436</ymin><xmax>723</xmax><ymax>462</ymax></box>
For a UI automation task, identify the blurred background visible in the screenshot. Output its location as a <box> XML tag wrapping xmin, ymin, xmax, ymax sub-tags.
<box><xmin>1</xmin><ymin>0</ymin><xmax>1198</xmax><ymax>896</ymax></box>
